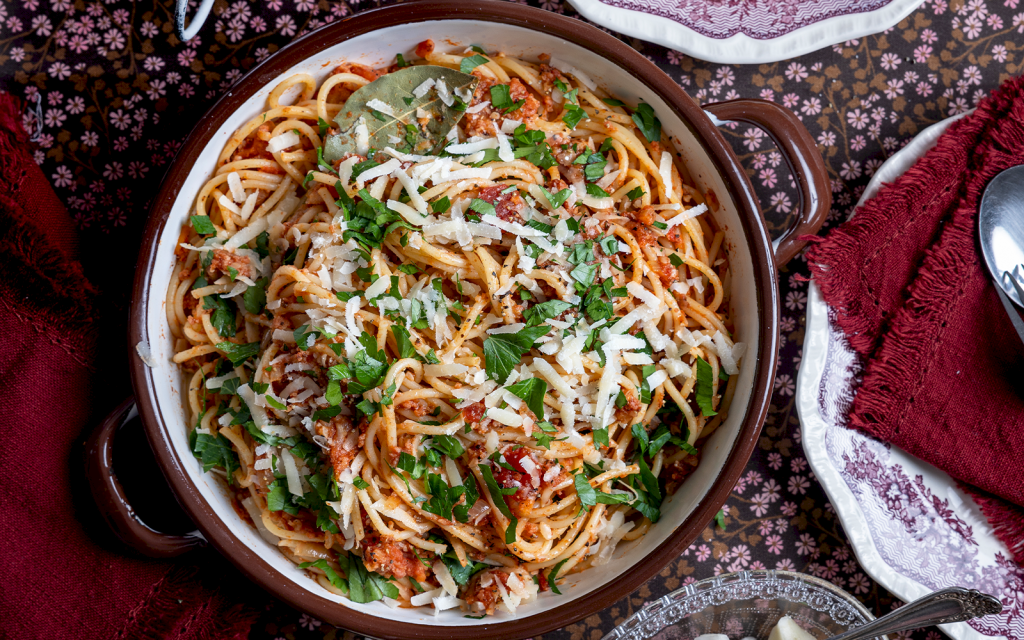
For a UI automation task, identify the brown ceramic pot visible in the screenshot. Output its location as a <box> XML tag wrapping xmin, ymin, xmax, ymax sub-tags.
<box><xmin>86</xmin><ymin>2</ymin><xmax>829</xmax><ymax>638</ymax></box>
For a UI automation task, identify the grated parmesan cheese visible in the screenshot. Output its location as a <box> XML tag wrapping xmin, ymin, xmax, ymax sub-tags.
<box><xmin>446</xmin><ymin>137</ymin><xmax>498</xmax><ymax>155</ymax></box>
<box><xmin>135</xmin><ymin>341</ymin><xmax>157</xmax><ymax>368</ymax></box>
<box><xmin>411</xmin><ymin>588</ymin><xmax>443</xmax><ymax>607</ymax></box>
<box><xmin>356</xmin><ymin>157</ymin><xmax>401</xmax><ymax>187</ymax></box>
<box><xmin>664</xmin><ymin>203</ymin><xmax>708</xmax><ymax>229</ymax></box>
<box><xmin>412</xmin><ymin>78</ymin><xmax>435</xmax><ymax>98</ymax></box>
<box><xmin>548</xmin><ymin>57</ymin><xmax>598</xmax><ymax>90</ymax></box>
<box><xmin>217</xmin><ymin>194</ymin><xmax>241</xmax><ymax>215</ymax></box>
<box><xmin>267</xmin><ymin>130</ymin><xmax>300</xmax><ymax>153</ymax></box>
<box><xmin>386</xmin><ymin>199</ymin><xmax>429</xmax><ymax>226</ymax></box>
<box><xmin>622</xmin><ymin>351</ymin><xmax>654</xmax><ymax>366</ymax></box>
<box><xmin>659</xmin><ymin>151</ymin><xmax>673</xmax><ymax>195</ymax></box>
<box><xmin>282</xmin><ymin>450</ymin><xmax>303</xmax><ymax>497</ymax></box>
<box><xmin>354</xmin><ymin>117</ymin><xmax>369</xmax><ymax>155</ymax></box>
<box><xmin>496</xmin><ymin>130</ymin><xmax>514</xmax><ymax>162</ymax></box>
<box><xmin>365</xmin><ymin>98</ymin><xmax>395</xmax><ymax>117</ymax></box>
<box><xmin>487</xmin><ymin>407</ymin><xmax>523</xmax><ymax>427</ymax></box>
<box><xmin>227</xmin><ymin>171</ymin><xmax>245</xmax><ymax>202</ymax></box>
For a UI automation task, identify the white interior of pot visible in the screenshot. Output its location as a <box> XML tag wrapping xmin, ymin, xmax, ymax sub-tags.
<box><xmin>142</xmin><ymin>19</ymin><xmax>761</xmax><ymax>626</ymax></box>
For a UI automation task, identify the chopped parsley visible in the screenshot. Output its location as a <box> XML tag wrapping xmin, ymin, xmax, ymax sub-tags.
<box><xmin>190</xmin><ymin>215</ymin><xmax>216</xmax><ymax>235</ymax></box>
<box><xmin>482</xmin><ymin>324</ymin><xmax>550</xmax><ymax>384</ymax></box>
<box><xmin>505</xmin><ymin>378</ymin><xmax>547</xmax><ymax>419</ymax></box>
<box><xmin>460</xmin><ymin>53</ymin><xmax>489</xmax><ymax>74</ymax></box>
<box><xmin>631</xmin><ymin>102</ymin><xmax>662</xmax><ymax>143</ymax></box>
<box><xmin>694</xmin><ymin>356</ymin><xmax>718</xmax><ymax>417</ymax></box>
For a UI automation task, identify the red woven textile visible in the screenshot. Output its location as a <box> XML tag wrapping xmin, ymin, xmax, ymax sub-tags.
<box><xmin>807</xmin><ymin>76</ymin><xmax>1024</xmax><ymax>563</ymax></box>
<box><xmin>0</xmin><ymin>92</ymin><xmax>260</xmax><ymax>639</ymax></box>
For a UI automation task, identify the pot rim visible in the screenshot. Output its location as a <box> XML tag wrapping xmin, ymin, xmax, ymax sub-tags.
<box><xmin>128</xmin><ymin>3</ymin><xmax>780</xmax><ymax>638</ymax></box>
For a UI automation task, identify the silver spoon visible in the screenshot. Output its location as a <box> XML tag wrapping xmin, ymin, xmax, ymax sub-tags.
<box><xmin>825</xmin><ymin>587</ymin><xmax>1002</xmax><ymax>640</ymax></box>
<box><xmin>978</xmin><ymin>164</ymin><xmax>1024</xmax><ymax>341</ymax></box>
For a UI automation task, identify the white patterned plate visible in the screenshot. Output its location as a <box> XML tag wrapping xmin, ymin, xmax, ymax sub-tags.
<box><xmin>567</xmin><ymin>0</ymin><xmax>926</xmax><ymax>64</ymax></box>
<box><xmin>796</xmin><ymin>112</ymin><xmax>1024</xmax><ymax>640</ymax></box>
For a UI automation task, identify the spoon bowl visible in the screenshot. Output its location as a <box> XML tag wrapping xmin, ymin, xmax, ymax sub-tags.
<box><xmin>978</xmin><ymin>164</ymin><xmax>1024</xmax><ymax>306</ymax></box>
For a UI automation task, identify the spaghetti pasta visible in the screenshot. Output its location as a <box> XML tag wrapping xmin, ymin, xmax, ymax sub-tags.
<box><xmin>170</xmin><ymin>40</ymin><xmax>744</xmax><ymax>616</ymax></box>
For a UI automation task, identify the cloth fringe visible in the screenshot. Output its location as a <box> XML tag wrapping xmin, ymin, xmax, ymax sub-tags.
<box><xmin>0</xmin><ymin>91</ymin><xmax>97</xmax><ymax>368</ymax></box>
<box><xmin>808</xmin><ymin>74</ymin><xmax>1024</xmax><ymax>565</ymax></box>
<box><xmin>805</xmin><ymin>78</ymin><xmax>1023</xmax><ymax>355</ymax></box>
<box><xmin>847</xmin><ymin>208</ymin><xmax>978</xmax><ymax>442</ymax></box>
<box><xmin>968</xmin><ymin>487</ymin><xmax>1024</xmax><ymax>565</ymax></box>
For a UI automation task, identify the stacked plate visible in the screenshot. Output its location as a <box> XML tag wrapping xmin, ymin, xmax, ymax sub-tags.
<box><xmin>568</xmin><ymin>0</ymin><xmax>927</xmax><ymax>64</ymax></box>
<box><xmin>796</xmin><ymin>114</ymin><xmax>1024</xmax><ymax>640</ymax></box>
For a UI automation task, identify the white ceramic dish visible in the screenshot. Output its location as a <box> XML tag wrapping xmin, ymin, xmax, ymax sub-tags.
<box><xmin>111</xmin><ymin>3</ymin><xmax>835</xmax><ymax>637</ymax></box>
<box><xmin>797</xmin><ymin>111</ymin><xmax>1024</xmax><ymax>640</ymax></box>
<box><xmin>139</xmin><ymin>25</ymin><xmax>764</xmax><ymax>626</ymax></box>
<box><xmin>567</xmin><ymin>0</ymin><xmax>926</xmax><ymax>65</ymax></box>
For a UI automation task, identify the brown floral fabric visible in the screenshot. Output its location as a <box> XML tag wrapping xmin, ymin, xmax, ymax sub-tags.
<box><xmin>1</xmin><ymin>0</ymin><xmax>1020</xmax><ymax>637</ymax></box>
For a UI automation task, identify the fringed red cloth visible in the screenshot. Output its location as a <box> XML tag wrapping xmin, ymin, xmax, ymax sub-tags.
<box><xmin>806</xmin><ymin>75</ymin><xmax>1024</xmax><ymax>564</ymax></box>
<box><xmin>0</xmin><ymin>92</ymin><xmax>260</xmax><ymax>639</ymax></box>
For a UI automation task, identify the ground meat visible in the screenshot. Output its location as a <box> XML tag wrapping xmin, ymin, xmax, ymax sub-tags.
<box><xmin>463</xmin><ymin>569</ymin><xmax>510</xmax><ymax>615</ymax></box>
<box><xmin>331</xmin><ymin>152</ymin><xmax>365</xmax><ymax>173</ymax></box>
<box><xmin>563</xmin><ymin>163</ymin><xmax>584</xmax><ymax>184</ymax></box>
<box><xmin>538</xmin><ymin>63</ymin><xmax>570</xmax><ymax>95</ymax></box>
<box><xmin>208</xmin><ymin>248</ymin><xmax>252</xmax><ymax>279</ymax></box>
<box><xmin>462</xmin><ymin>402</ymin><xmax>486</xmax><ymax>425</ymax></box>
<box><xmin>664</xmin><ymin>453</ymin><xmax>701</xmax><ymax>495</ymax></box>
<box><xmin>398</xmin><ymin>399</ymin><xmax>431</xmax><ymax>417</ymax></box>
<box><xmin>493</xmin><ymin>447</ymin><xmax>539</xmax><ymax>518</ymax></box>
<box><xmin>333</xmin><ymin>62</ymin><xmax>379</xmax><ymax>82</ymax></box>
<box><xmin>540</xmin><ymin>465</ymin><xmax>569</xmax><ymax>490</ymax></box>
<box><xmin>550</xmin><ymin>134</ymin><xmax>583</xmax><ymax>166</ymax></box>
<box><xmin>504</xmin><ymin>78</ymin><xmax>540</xmax><ymax>122</ymax></box>
<box><xmin>266</xmin><ymin>348</ymin><xmax>318</xmax><ymax>385</ymax></box>
<box><xmin>626</xmin><ymin>220</ymin><xmax>658</xmax><ymax>247</ymax></box>
<box><xmin>656</xmin><ymin>254</ymin><xmax>679</xmax><ymax>287</ymax></box>
<box><xmin>271</xmin><ymin>314</ymin><xmax>291</xmax><ymax>332</ymax></box>
<box><xmin>666</xmin><ymin>224</ymin><xmax>686</xmax><ymax>249</ymax></box>
<box><xmin>463</xmin><ymin>77</ymin><xmax>540</xmax><ymax>137</ymax></box>
<box><xmin>396</xmin><ymin>433</ymin><xmax>418</xmax><ymax>460</ymax></box>
<box><xmin>361</xmin><ymin>524</ymin><xmax>428</xmax><ymax>582</ymax></box>
<box><xmin>182</xmin><ymin>289</ymin><xmax>198</xmax><ymax>315</ymax></box>
<box><xmin>614</xmin><ymin>386</ymin><xmax>643</xmax><ymax>423</ymax></box>
<box><xmin>625</xmin><ymin>205</ymin><xmax>655</xmax><ymax>226</ymax></box>
<box><xmin>581</xmin><ymin>220</ymin><xmax>605</xmax><ymax>240</ymax></box>
<box><xmin>546</xmin><ymin>177</ymin><xmax>569</xmax><ymax>194</ymax></box>
<box><xmin>521</xmin><ymin>522</ymin><xmax>539</xmax><ymax>540</ymax></box>
<box><xmin>478</xmin><ymin>185</ymin><xmax>525</xmax><ymax>223</ymax></box>
<box><xmin>232</xmin><ymin>123</ymin><xmax>274</xmax><ymax>163</ymax></box>
<box><xmin>316</xmin><ymin>414</ymin><xmax>365</xmax><ymax>479</ymax></box>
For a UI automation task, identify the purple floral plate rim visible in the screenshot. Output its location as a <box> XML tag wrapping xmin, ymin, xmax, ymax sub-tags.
<box><xmin>797</xmin><ymin>111</ymin><xmax>1024</xmax><ymax>640</ymax></box>
<box><xmin>566</xmin><ymin>0</ymin><xmax>926</xmax><ymax>64</ymax></box>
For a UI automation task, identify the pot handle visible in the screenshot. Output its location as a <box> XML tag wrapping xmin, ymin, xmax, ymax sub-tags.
<box><xmin>84</xmin><ymin>396</ymin><xmax>205</xmax><ymax>558</ymax></box>
<box><xmin>703</xmin><ymin>99</ymin><xmax>831</xmax><ymax>267</ymax></box>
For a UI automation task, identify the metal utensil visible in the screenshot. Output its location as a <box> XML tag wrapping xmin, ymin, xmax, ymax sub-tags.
<box><xmin>824</xmin><ymin>587</ymin><xmax>1002</xmax><ymax>640</ymax></box>
<box><xmin>978</xmin><ymin>164</ymin><xmax>1024</xmax><ymax>341</ymax></box>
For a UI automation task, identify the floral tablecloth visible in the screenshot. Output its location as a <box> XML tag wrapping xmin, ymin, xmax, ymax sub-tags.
<box><xmin>2</xmin><ymin>0</ymin><xmax>1019</xmax><ymax>637</ymax></box>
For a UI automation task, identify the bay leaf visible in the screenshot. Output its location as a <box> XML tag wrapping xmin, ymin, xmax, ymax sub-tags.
<box><xmin>323</xmin><ymin>65</ymin><xmax>478</xmax><ymax>164</ymax></box>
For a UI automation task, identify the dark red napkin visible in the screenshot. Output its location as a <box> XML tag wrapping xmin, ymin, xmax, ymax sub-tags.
<box><xmin>0</xmin><ymin>92</ymin><xmax>260</xmax><ymax>639</ymax></box>
<box><xmin>806</xmin><ymin>76</ymin><xmax>1024</xmax><ymax>564</ymax></box>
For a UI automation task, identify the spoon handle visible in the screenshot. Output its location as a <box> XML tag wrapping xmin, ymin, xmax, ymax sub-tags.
<box><xmin>825</xmin><ymin>588</ymin><xmax>1002</xmax><ymax>640</ymax></box>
